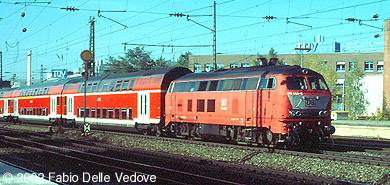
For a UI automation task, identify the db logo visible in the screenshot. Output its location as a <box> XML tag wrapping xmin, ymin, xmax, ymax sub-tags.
<box><xmin>305</xmin><ymin>98</ymin><xmax>316</xmax><ymax>107</ymax></box>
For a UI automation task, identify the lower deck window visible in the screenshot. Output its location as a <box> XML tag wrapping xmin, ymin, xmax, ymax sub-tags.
<box><xmin>108</xmin><ymin>108</ymin><xmax>113</xmax><ymax>119</ymax></box>
<box><xmin>121</xmin><ymin>108</ymin><xmax>127</xmax><ymax>120</ymax></box>
<box><xmin>102</xmin><ymin>108</ymin><xmax>107</xmax><ymax>119</ymax></box>
<box><xmin>115</xmin><ymin>108</ymin><xmax>120</xmax><ymax>119</ymax></box>
<box><xmin>128</xmin><ymin>108</ymin><xmax>133</xmax><ymax>120</ymax></box>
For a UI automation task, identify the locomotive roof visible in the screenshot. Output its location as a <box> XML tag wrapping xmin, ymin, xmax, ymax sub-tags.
<box><xmin>175</xmin><ymin>65</ymin><xmax>322</xmax><ymax>81</ymax></box>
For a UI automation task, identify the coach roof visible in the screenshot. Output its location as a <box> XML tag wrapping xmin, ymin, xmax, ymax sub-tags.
<box><xmin>175</xmin><ymin>65</ymin><xmax>321</xmax><ymax>81</ymax></box>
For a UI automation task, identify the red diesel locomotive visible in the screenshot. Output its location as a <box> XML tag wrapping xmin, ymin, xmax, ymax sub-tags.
<box><xmin>0</xmin><ymin>65</ymin><xmax>335</xmax><ymax>147</ymax></box>
<box><xmin>165</xmin><ymin>65</ymin><xmax>335</xmax><ymax>146</ymax></box>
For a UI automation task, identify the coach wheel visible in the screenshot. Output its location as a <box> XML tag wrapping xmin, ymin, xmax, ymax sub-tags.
<box><xmin>155</xmin><ymin>129</ymin><xmax>162</xmax><ymax>137</ymax></box>
<box><xmin>266</xmin><ymin>130</ymin><xmax>273</xmax><ymax>144</ymax></box>
<box><xmin>142</xmin><ymin>130</ymin><xmax>149</xmax><ymax>136</ymax></box>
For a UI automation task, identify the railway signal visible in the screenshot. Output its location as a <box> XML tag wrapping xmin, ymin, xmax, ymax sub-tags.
<box><xmin>80</xmin><ymin>50</ymin><xmax>92</xmax><ymax>135</ymax></box>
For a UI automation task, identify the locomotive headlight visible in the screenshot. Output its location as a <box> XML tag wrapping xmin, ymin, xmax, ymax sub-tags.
<box><xmin>318</xmin><ymin>110</ymin><xmax>329</xmax><ymax>117</ymax></box>
<box><xmin>289</xmin><ymin>110</ymin><xmax>296</xmax><ymax>117</ymax></box>
<box><xmin>323</xmin><ymin>111</ymin><xmax>329</xmax><ymax>117</ymax></box>
<box><xmin>325</xmin><ymin>126</ymin><xmax>336</xmax><ymax>135</ymax></box>
<box><xmin>295</xmin><ymin>111</ymin><xmax>301</xmax><ymax>117</ymax></box>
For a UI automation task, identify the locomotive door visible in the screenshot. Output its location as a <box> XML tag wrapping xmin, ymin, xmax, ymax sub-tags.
<box><xmin>138</xmin><ymin>91</ymin><xmax>150</xmax><ymax>124</ymax></box>
<box><xmin>169</xmin><ymin>94</ymin><xmax>176</xmax><ymax>122</ymax></box>
<box><xmin>245</xmin><ymin>92</ymin><xmax>255</xmax><ymax>128</ymax></box>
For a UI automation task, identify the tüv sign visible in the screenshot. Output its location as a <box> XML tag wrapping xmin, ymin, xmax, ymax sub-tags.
<box><xmin>295</xmin><ymin>43</ymin><xmax>318</xmax><ymax>52</ymax></box>
<box><xmin>52</xmin><ymin>69</ymin><xmax>68</xmax><ymax>78</ymax></box>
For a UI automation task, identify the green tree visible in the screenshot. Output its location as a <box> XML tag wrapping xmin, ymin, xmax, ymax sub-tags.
<box><xmin>344</xmin><ymin>68</ymin><xmax>369</xmax><ymax>118</ymax></box>
<box><xmin>301</xmin><ymin>55</ymin><xmax>338</xmax><ymax>106</ymax></box>
<box><xmin>154</xmin><ymin>56</ymin><xmax>171</xmax><ymax>69</ymax></box>
<box><xmin>105</xmin><ymin>55</ymin><xmax>135</xmax><ymax>73</ymax></box>
<box><xmin>252</xmin><ymin>47</ymin><xmax>284</xmax><ymax>66</ymax></box>
<box><xmin>268</xmin><ymin>47</ymin><xmax>278</xmax><ymax>58</ymax></box>
<box><xmin>106</xmin><ymin>47</ymin><xmax>155</xmax><ymax>73</ymax></box>
<box><xmin>176</xmin><ymin>51</ymin><xmax>192</xmax><ymax>68</ymax></box>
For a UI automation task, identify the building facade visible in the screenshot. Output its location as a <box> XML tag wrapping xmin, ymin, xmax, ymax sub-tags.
<box><xmin>189</xmin><ymin>52</ymin><xmax>385</xmax><ymax>115</ymax></box>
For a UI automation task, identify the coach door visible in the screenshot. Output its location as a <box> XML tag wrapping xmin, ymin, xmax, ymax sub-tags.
<box><xmin>50</xmin><ymin>96</ymin><xmax>57</xmax><ymax>117</ymax></box>
<box><xmin>138</xmin><ymin>91</ymin><xmax>150</xmax><ymax>124</ymax></box>
<box><xmin>67</xmin><ymin>96</ymin><xmax>74</xmax><ymax>119</ymax></box>
<box><xmin>7</xmin><ymin>99</ymin><xmax>14</xmax><ymax>114</ymax></box>
<box><xmin>13</xmin><ymin>99</ymin><xmax>18</xmax><ymax>116</ymax></box>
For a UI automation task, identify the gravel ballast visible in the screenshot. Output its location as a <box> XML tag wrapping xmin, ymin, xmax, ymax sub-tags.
<box><xmin>0</xmin><ymin>123</ymin><xmax>389</xmax><ymax>184</ymax></box>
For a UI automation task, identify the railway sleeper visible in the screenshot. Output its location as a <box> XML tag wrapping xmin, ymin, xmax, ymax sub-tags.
<box><xmin>49</xmin><ymin>118</ymin><xmax>77</xmax><ymax>128</ymax></box>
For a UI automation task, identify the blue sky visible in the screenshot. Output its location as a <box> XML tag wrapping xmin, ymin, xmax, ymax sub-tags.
<box><xmin>0</xmin><ymin>0</ymin><xmax>388</xmax><ymax>81</ymax></box>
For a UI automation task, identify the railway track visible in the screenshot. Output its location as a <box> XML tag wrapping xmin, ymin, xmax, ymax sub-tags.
<box><xmin>0</xmin><ymin>130</ymin><xmax>251</xmax><ymax>184</ymax></box>
<box><xmin>0</xmin><ymin>122</ymin><xmax>358</xmax><ymax>184</ymax></box>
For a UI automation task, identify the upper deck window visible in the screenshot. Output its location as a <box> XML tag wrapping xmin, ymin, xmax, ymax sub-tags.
<box><xmin>308</xmin><ymin>77</ymin><xmax>328</xmax><ymax>90</ymax></box>
<box><xmin>286</xmin><ymin>77</ymin><xmax>307</xmax><ymax>90</ymax></box>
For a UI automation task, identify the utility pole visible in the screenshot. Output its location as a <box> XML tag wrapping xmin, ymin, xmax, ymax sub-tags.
<box><xmin>213</xmin><ymin>1</ymin><xmax>217</xmax><ymax>70</ymax></box>
<box><xmin>0</xmin><ymin>51</ymin><xmax>2</xmax><ymax>81</ymax></box>
<box><xmin>40</xmin><ymin>64</ymin><xmax>44</xmax><ymax>83</ymax></box>
<box><xmin>90</xmin><ymin>16</ymin><xmax>95</xmax><ymax>76</ymax></box>
<box><xmin>169</xmin><ymin>1</ymin><xmax>216</xmax><ymax>70</ymax></box>
<box><xmin>27</xmin><ymin>50</ymin><xmax>31</xmax><ymax>86</ymax></box>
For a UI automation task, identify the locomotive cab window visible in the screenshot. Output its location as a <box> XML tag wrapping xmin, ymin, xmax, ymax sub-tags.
<box><xmin>259</xmin><ymin>77</ymin><xmax>276</xmax><ymax>90</ymax></box>
<box><xmin>308</xmin><ymin>77</ymin><xmax>328</xmax><ymax>90</ymax></box>
<box><xmin>286</xmin><ymin>77</ymin><xmax>307</xmax><ymax>90</ymax></box>
<box><xmin>172</xmin><ymin>82</ymin><xmax>182</xmax><ymax>92</ymax></box>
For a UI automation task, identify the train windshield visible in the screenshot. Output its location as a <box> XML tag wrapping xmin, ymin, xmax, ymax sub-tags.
<box><xmin>286</xmin><ymin>77</ymin><xmax>307</xmax><ymax>90</ymax></box>
<box><xmin>308</xmin><ymin>77</ymin><xmax>328</xmax><ymax>90</ymax></box>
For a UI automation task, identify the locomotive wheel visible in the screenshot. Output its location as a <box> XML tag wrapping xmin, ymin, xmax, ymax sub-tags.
<box><xmin>265</xmin><ymin>130</ymin><xmax>273</xmax><ymax>144</ymax></box>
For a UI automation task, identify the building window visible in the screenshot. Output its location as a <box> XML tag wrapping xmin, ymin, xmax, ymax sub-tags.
<box><xmin>377</xmin><ymin>61</ymin><xmax>384</xmax><ymax>72</ymax></box>
<box><xmin>194</xmin><ymin>64</ymin><xmax>202</xmax><ymax>73</ymax></box>
<box><xmin>216</xmin><ymin>63</ymin><xmax>224</xmax><ymax>69</ymax></box>
<box><xmin>364</xmin><ymin>61</ymin><xmax>374</xmax><ymax>72</ymax></box>
<box><xmin>204</xmin><ymin>63</ymin><xmax>213</xmax><ymax>72</ymax></box>
<box><xmin>349</xmin><ymin>61</ymin><xmax>357</xmax><ymax>72</ymax></box>
<box><xmin>241</xmin><ymin>63</ymin><xmax>250</xmax><ymax>67</ymax></box>
<box><xmin>336</xmin><ymin>61</ymin><xmax>345</xmax><ymax>72</ymax></box>
<box><xmin>230</xmin><ymin>63</ymin><xmax>238</xmax><ymax>69</ymax></box>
